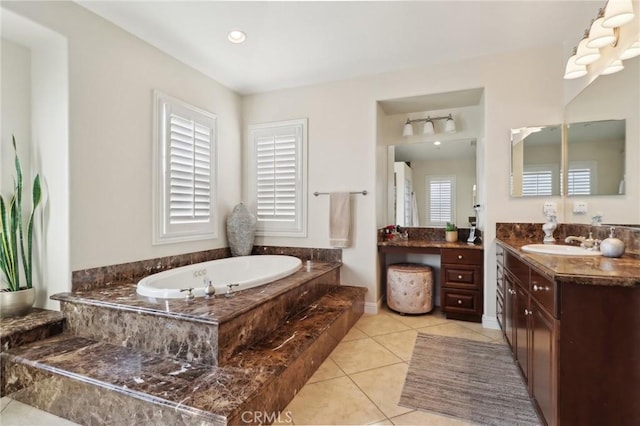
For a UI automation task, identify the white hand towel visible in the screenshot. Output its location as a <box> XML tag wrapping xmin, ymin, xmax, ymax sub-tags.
<box><xmin>329</xmin><ymin>192</ymin><xmax>351</xmax><ymax>248</ymax></box>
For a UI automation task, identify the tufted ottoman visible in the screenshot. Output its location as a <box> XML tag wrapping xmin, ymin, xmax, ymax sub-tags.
<box><xmin>387</xmin><ymin>263</ymin><xmax>434</xmax><ymax>314</ymax></box>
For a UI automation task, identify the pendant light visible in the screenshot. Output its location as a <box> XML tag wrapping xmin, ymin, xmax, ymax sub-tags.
<box><xmin>619</xmin><ymin>40</ymin><xmax>640</xmax><ymax>60</ymax></box>
<box><xmin>587</xmin><ymin>13</ymin><xmax>616</xmax><ymax>48</ymax></box>
<box><xmin>601</xmin><ymin>59</ymin><xmax>625</xmax><ymax>75</ymax></box>
<box><xmin>602</xmin><ymin>0</ymin><xmax>635</xmax><ymax>28</ymax></box>
<box><xmin>444</xmin><ymin>114</ymin><xmax>456</xmax><ymax>133</ymax></box>
<box><xmin>423</xmin><ymin>119</ymin><xmax>435</xmax><ymax>135</ymax></box>
<box><xmin>575</xmin><ymin>31</ymin><xmax>602</xmax><ymax>65</ymax></box>
<box><xmin>402</xmin><ymin>119</ymin><xmax>413</xmax><ymax>137</ymax></box>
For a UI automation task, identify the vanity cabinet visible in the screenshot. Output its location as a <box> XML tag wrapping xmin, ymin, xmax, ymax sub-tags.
<box><xmin>495</xmin><ymin>246</ymin><xmax>505</xmax><ymax>330</ymax></box>
<box><xmin>502</xmin><ymin>251</ymin><xmax>558</xmax><ymax>426</ymax></box>
<box><xmin>440</xmin><ymin>248</ymin><xmax>483</xmax><ymax>322</ymax></box>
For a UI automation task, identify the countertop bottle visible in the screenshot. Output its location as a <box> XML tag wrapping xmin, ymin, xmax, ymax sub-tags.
<box><xmin>600</xmin><ymin>227</ymin><xmax>625</xmax><ymax>258</ymax></box>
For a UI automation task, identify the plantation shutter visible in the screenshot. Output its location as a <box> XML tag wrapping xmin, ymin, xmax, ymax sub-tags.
<box><xmin>250</xmin><ymin>119</ymin><xmax>307</xmax><ymax>237</ymax></box>
<box><xmin>427</xmin><ymin>176</ymin><xmax>455</xmax><ymax>225</ymax></box>
<box><xmin>169</xmin><ymin>114</ymin><xmax>212</xmax><ymax>223</ymax></box>
<box><xmin>256</xmin><ymin>129</ymin><xmax>297</xmax><ymax>222</ymax></box>
<box><xmin>153</xmin><ymin>91</ymin><xmax>217</xmax><ymax>244</ymax></box>
<box><xmin>522</xmin><ymin>171</ymin><xmax>553</xmax><ymax>196</ymax></box>
<box><xmin>567</xmin><ymin>168</ymin><xmax>591</xmax><ymax>195</ymax></box>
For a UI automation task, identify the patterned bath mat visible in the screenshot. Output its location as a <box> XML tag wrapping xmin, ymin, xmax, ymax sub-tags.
<box><xmin>400</xmin><ymin>333</ymin><xmax>540</xmax><ymax>425</ymax></box>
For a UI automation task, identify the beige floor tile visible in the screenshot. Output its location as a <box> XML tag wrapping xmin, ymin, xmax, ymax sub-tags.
<box><xmin>350</xmin><ymin>362</ymin><xmax>413</xmax><ymax>418</ymax></box>
<box><xmin>307</xmin><ymin>357</ymin><xmax>345</xmax><ymax>384</ymax></box>
<box><xmin>330</xmin><ymin>338</ymin><xmax>403</xmax><ymax>374</ymax></box>
<box><xmin>369</xmin><ymin>419</ymin><xmax>394</xmax><ymax>425</ymax></box>
<box><xmin>341</xmin><ymin>325</ymin><xmax>369</xmax><ymax>342</ymax></box>
<box><xmin>417</xmin><ymin>322</ymin><xmax>493</xmax><ymax>342</ymax></box>
<box><xmin>390</xmin><ymin>409</ymin><xmax>472</xmax><ymax>425</ymax></box>
<box><xmin>373</xmin><ymin>329</ymin><xmax>418</xmax><ymax>361</ymax></box>
<box><xmin>355</xmin><ymin>313</ymin><xmax>411</xmax><ymax>337</ymax></box>
<box><xmin>387</xmin><ymin>311</ymin><xmax>449</xmax><ymax>329</ymax></box>
<box><xmin>0</xmin><ymin>400</ymin><xmax>79</xmax><ymax>426</ymax></box>
<box><xmin>285</xmin><ymin>376</ymin><xmax>386</xmax><ymax>425</ymax></box>
<box><xmin>456</xmin><ymin>321</ymin><xmax>506</xmax><ymax>341</ymax></box>
<box><xmin>1</xmin><ymin>397</ymin><xmax>12</xmax><ymax>412</ymax></box>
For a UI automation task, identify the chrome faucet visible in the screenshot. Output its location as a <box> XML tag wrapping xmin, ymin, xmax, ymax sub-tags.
<box><xmin>225</xmin><ymin>283</ymin><xmax>239</xmax><ymax>298</ymax></box>
<box><xmin>564</xmin><ymin>232</ymin><xmax>600</xmax><ymax>249</ymax></box>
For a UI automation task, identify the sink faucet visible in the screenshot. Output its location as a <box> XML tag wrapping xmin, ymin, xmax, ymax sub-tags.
<box><xmin>225</xmin><ymin>283</ymin><xmax>239</xmax><ymax>298</ymax></box>
<box><xmin>565</xmin><ymin>232</ymin><xmax>600</xmax><ymax>249</ymax></box>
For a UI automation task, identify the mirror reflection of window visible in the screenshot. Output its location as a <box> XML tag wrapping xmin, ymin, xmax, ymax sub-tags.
<box><xmin>427</xmin><ymin>175</ymin><xmax>456</xmax><ymax>226</ymax></box>
<box><xmin>510</xmin><ymin>125</ymin><xmax>562</xmax><ymax>197</ymax></box>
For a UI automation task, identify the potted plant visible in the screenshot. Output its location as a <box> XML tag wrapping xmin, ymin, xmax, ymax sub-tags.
<box><xmin>445</xmin><ymin>222</ymin><xmax>458</xmax><ymax>243</ymax></box>
<box><xmin>1</xmin><ymin>136</ymin><xmax>42</xmax><ymax>318</ymax></box>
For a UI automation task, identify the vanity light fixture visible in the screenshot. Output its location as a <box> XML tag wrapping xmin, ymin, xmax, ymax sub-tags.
<box><xmin>402</xmin><ymin>114</ymin><xmax>456</xmax><ymax>137</ymax></box>
<box><xmin>564</xmin><ymin>0</ymin><xmax>637</xmax><ymax>79</ymax></box>
<box><xmin>227</xmin><ymin>29</ymin><xmax>246</xmax><ymax>44</ymax></box>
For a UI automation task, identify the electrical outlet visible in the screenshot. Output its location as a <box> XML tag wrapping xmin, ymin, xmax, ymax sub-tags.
<box><xmin>543</xmin><ymin>201</ymin><xmax>557</xmax><ymax>215</ymax></box>
<box><xmin>573</xmin><ymin>201</ymin><xmax>588</xmax><ymax>214</ymax></box>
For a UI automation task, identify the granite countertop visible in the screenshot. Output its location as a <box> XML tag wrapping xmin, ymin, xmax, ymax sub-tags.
<box><xmin>378</xmin><ymin>239</ymin><xmax>484</xmax><ymax>250</ymax></box>
<box><xmin>497</xmin><ymin>238</ymin><xmax>640</xmax><ymax>287</ymax></box>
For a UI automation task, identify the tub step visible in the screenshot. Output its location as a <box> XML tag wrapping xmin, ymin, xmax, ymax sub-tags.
<box><xmin>1</xmin><ymin>286</ymin><xmax>365</xmax><ymax>425</ymax></box>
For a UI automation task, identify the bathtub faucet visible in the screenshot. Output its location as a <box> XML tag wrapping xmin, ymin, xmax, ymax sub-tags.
<box><xmin>180</xmin><ymin>288</ymin><xmax>195</xmax><ymax>300</ymax></box>
<box><xmin>226</xmin><ymin>283</ymin><xmax>239</xmax><ymax>298</ymax></box>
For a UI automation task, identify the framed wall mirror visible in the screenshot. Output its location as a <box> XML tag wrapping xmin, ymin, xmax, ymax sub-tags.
<box><xmin>390</xmin><ymin>138</ymin><xmax>477</xmax><ymax>227</ymax></box>
<box><xmin>510</xmin><ymin>124</ymin><xmax>562</xmax><ymax>197</ymax></box>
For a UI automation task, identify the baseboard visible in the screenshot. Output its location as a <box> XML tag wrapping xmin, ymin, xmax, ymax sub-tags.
<box><xmin>482</xmin><ymin>315</ymin><xmax>501</xmax><ymax>330</ymax></box>
<box><xmin>364</xmin><ymin>298</ymin><xmax>382</xmax><ymax>314</ymax></box>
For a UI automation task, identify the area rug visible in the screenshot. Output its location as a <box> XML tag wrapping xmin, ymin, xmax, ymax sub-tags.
<box><xmin>400</xmin><ymin>333</ymin><xmax>540</xmax><ymax>425</ymax></box>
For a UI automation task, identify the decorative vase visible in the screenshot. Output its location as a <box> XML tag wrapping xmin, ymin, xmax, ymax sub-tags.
<box><xmin>227</xmin><ymin>203</ymin><xmax>257</xmax><ymax>257</ymax></box>
<box><xmin>445</xmin><ymin>230</ymin><xmax>458</xmax><ymax>243</ymax></box>
<box><xmin>0</xmin><ymin>287</ymin><xmax>35</xmax><ymax>318</ymax></box>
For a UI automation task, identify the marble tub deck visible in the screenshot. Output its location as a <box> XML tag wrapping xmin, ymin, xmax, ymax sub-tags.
<box><xmin>3</xmin><ymin>286</ymin><xmax>365</xmax><ymax>425</ymax></box>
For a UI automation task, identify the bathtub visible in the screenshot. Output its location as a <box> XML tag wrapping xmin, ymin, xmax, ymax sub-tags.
<box><xmin>136</xmin><ymin>255</ymin><xmax>302</xmax><ymax>299</ymax></box>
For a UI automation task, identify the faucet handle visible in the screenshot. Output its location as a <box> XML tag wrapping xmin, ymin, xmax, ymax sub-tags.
<box><xmin>180</xmin><ymin>287</ymin><xmax>195</xmax><ymax>300</ymax></box>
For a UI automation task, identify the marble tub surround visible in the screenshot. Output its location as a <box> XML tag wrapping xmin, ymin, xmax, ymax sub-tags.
<box><xmin>72</xmin><ymin>246</ymin><xmax>341</xmax><ymax>292</ymax></box>
<box><xmin>2</xmin><ymin>286</ymin><xmax>365</xmax><ymax>426</ymax></box>
<box><xmin>0</xmin><ymin>309</ymin><xmax>65</xmax><ymax>352</ymax></box>
<box><xmin>497</xmin><ymin>239</ymin><xmax>640</xmax><ymax>287</ymax></box>
<box><xmin>496</xmin><ymin>222</ymin><xmax>640</xmax><ymax>256</ymax></box>
<box><xmin>378</xmin><ymin>226</ymin><xmax>482</xmax><ymax>243</ymax></box>
<box><xmin>54</xmin><ymin>262</ymin><xmax>341</xmax><ymax>366</ymax></box>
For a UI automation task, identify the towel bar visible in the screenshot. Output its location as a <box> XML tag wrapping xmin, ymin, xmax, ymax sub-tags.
<box><xmin>313</xmin><ymin>190</ymin><xmax>368</xmax><ymax>196</ymax></box>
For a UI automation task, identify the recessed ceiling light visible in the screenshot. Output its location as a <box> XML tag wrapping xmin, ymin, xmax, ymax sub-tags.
<box><xmin>227</xmin><ymin>30</ymin><xmax>246</xmax><ymax>44</ymax></box>
<box><xmin>434</xmin><ymin>141</ymin><xmax>441</xmax><ymax>146</ymax></box>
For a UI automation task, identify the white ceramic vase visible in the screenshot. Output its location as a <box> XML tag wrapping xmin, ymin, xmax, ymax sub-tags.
<box><xmin>227</xmin><ymin>203</ymin><xmax>257</xmax><ymax>257</ymax></box>
<box><xmin>0</xmin><ymin>287</ymin><xmax>35</xmax><ymax>318</ymax></box>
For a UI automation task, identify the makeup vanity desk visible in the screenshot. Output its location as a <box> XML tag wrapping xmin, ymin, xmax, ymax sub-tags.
<box><xmin>378</xmin><ymin>239</ymin><xmax>484</xmax><ymax>322</ymax></box>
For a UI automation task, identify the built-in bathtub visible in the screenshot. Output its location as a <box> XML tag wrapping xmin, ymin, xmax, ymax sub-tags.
<box><xmin>136</xmin><ymin>255</ymin><xmax>302</xmax><ymax>299</ymax></box>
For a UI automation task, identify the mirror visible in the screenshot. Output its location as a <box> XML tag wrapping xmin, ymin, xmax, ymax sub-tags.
<box><xmin>510</xmin><ymin>125</ymin><xmax>562</xmax><ymax>197</ymax></box>
<box><xmin>566</xmin><ymin>119</ymin><xmax>625</xmax><ymax>196</ymax></box>
<box><xmin>391</xmin><ymin>139</ymin><xmax>477</xmax><ymax>227</ymax></box>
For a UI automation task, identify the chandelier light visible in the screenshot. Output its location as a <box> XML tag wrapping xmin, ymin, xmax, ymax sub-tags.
<box><xmin>563</xmin><ymin>0</ymin><xmax>637</xmax><ymax>79</ymax></box>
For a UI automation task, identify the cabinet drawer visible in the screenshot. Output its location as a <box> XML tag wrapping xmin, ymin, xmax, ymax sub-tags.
<box><xmin>531</xmin><ymin>270</ymin><xmax>557</xmax><ymax>318</ymax></box>
<box><xmin>442</xmin><ymin>249</ymin><xmax>483</xmax><ymax>265</ymax></box>
<box><xmin>505</xmin><ymin>252</ymin><xmax>530</xmax><ymax>288</ymax></box>
<box><xmin>445</xmin><ymin>268</ymin><xmax>476</xmax><ymax>284</ymax></box>
<box><xmin>443</xmin><ymin>289</ymin><xmax>481</xmax><ymax>314</ymax></box>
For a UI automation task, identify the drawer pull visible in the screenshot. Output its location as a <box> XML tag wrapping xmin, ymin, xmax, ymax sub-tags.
<box><xmin>458</xmin><ymin>299</ymin><xmax>463</xmax><ymax>304</ymax></box>
<box><xmin>458</xmin><ymin>255</ymin><xmax>463</xmax><ymax>259</ymax></box>
<box><xmin>533</xmin><ymin>284</ymin><xmax>550</xmax><ymax>292</ymax></box>
<box><xmin>524</xmin><ymin>309</ymin><xmax>532</xmax><ymax>315</ymax></box>
<box><xmin>457</xmin><ymin>275</ymin><xmax>463</xmax><ymax>280</ymax></box>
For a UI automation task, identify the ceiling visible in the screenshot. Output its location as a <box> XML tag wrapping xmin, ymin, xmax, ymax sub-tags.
<box><xmin>77</xmin><ymin>1</ymin><xmax>601</xmax><ymax>95</ymax></box>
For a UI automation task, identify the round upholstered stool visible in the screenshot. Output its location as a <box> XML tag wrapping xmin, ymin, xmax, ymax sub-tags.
<box><xmin>387</xmin><ymin>263</ymin><xmax>434</xmax><ymax>314</ymax></box>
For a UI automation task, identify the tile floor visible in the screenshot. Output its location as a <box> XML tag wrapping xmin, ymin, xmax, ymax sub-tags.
<box><xmin>0</xmin><ymin>306</ymin><xmax>505</xmax><ymax>426</ymax></box>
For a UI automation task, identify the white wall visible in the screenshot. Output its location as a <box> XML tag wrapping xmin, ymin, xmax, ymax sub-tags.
<box><xmin>244</xmin><ymin>45</ymin><xmax>567</xmax><ymax>320</ymax></box>
<box><xmin>3</xmin><ymin>2</ymin><xmax>243</xmax><ymax>277</ymax></box>
<box><xmin>1</xmin><ymin>38</ymin><xmax>31</xmax><ymax>200</ymax></box>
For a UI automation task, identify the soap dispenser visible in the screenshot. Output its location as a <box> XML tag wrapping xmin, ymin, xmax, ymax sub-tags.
<box><xmin>600</xmin><ymin>227</ymin><xmax>625</xmax><ymax>258</ymax></box>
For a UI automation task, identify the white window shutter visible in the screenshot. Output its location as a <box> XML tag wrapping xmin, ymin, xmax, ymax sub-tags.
<box><xmin>249</xmin><ymin>119</ymin><xmax>307</xmax><ymax>237</ymax></box>
<box><xmin>153</xmin><ymin>91</ymin><xmax>217</xmax><ymax>244</ymax></box>
<box><xmin>522</xmin><ymin>171</ymin><xmax>553</xmax><ymax>196</ymax></box>
<box><xmin>426</xmin><ymin>176</ymin><xmax>455</xmax><ymax>226</ymax></box>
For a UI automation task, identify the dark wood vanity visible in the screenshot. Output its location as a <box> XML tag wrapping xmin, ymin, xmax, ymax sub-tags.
<box><xmin>496</xmin><ymin>239</ymin><xmax>640</xmax><ymax>426</ymax></box>
<box><xmin>378</xmin><ymin>239</ymin><xmax>484</xmax><ymax>322</ymax></box>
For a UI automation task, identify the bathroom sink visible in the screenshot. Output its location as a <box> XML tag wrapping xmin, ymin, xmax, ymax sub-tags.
<box><xmin>521</xmin><ymin>244</ymin><xmax>602</xmax><ymax>256</ymax></box>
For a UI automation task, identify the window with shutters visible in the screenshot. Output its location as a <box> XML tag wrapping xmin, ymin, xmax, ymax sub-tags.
<box><xmin>522</xmin><ymin>164</ymin><xmax>558</xmax><ymax>196</ymax></box>
<box><xmin>567</xmin><ymin>161</ymin><xmax>596</xmax><ymax>195</ymax></box>
<box><xmin>248</xmin><ymin>119</ymin><xmax>307</xmax><ymax>237</ymax></box>
<box><xmin>426</xmin><ymin>175</ymin><xmax>455</xmax><ymax>226</ymax></box>
<box><xmin>153</xmin><ymin>91</ymin><xmax>217</xmax><ymax>244</ymax></box>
